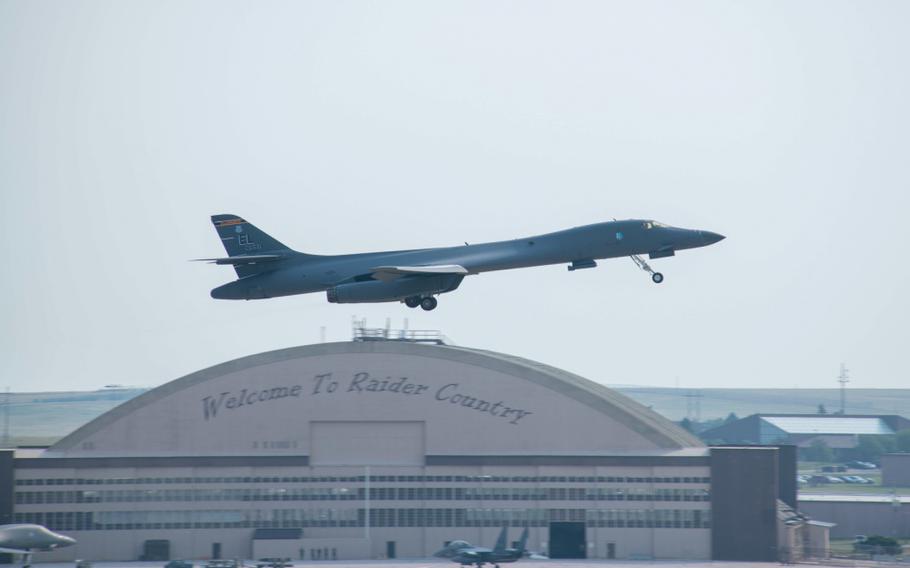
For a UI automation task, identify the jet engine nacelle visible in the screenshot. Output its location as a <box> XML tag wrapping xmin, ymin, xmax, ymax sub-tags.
<box><xmin>327</xmin><ymin>275</ymin><xmax>464</xmax><ymax>304</ymax></box>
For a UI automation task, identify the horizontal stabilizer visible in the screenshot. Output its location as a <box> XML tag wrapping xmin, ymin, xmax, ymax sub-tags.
<box><xmin>371</xmin><ymin>264</ymin><xmax>469</xmax><ymax>282</ymax></box>
<box><xmin>192</xmin><ymin>254</ymin><xmax>284</xmax><ymax>265</ymax></box>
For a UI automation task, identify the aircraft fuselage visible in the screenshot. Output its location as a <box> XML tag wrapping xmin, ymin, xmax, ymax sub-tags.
<box><xmin>0</xmin><ymin>523</ymin><xmax>77</xmax><ymax>551</ymax></box>
<box><xmin>209</xmin><ymin>219</ymin><xmax>724</xmax><ymax>304</ymax></box>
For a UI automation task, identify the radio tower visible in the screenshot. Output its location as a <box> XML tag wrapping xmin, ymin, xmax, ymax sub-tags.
<box><xmin>838</xmin><ymin>363</ymin><xmax>849</xmax><ymax>414</ymax></box>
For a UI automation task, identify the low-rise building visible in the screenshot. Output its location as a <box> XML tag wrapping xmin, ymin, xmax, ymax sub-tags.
<box><xmin>882</xmin><ymin>453</ymin><xmax>910</xmax><ymax>487</ymax></box>
<box><xmin>701</xmin><ymin>414</ymin><xmax>910</xmax><ymax>448</ymax></box>
<box><xmin>798</xmin><ymin>494</ymin><xmax>910</xmax><ymax>539</ymax></box>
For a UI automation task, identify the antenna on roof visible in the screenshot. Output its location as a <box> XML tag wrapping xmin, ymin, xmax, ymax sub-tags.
<box><xmin>838</xmin><ymin>363</ymin><xmax>850</xmax><ymax>414</ymax></box>
<box><xmin>351</xmin><ymin>317</ymin><xmax>452</xmax><ymax>345</ymax></box>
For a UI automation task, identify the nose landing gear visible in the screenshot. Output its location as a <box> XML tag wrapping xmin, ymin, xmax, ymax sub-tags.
<box><xmin>631</xmin><ymin>254</ymin><xmax>664</xmax><ymax>284</ymax></box>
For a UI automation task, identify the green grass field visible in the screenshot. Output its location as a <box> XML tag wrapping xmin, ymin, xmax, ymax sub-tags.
<box><xmin>800</xmin><ymin>484</ymin><xmax>903</xmax><ymax>495</ymax></box>
<box><xmin>830</xmin><ymin>538</ymin><xmax>910</xmax><ymax>556</ymax></box>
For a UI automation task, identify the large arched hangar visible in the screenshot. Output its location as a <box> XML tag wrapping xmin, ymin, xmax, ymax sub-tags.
<box><xmin>49</xmin><ymin>342</ymin><xmax>699</xmax><ymax>457</ymax></box>
<box><xmin>8</xmin><ymin>341</ymin><xmax>790</xmax><ymax>562</ymax></box>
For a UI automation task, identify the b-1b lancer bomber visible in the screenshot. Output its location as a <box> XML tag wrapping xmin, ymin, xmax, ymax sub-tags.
<box><xmin>198</xmin><ymin>214</ymin><xmax>724</xmax><ymax>310</ymax></box>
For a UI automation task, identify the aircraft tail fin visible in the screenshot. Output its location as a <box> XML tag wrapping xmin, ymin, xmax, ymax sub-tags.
<box><xmin>212</xmin><ymin>214</ymin><xmax>292</xmax><ymax>255</ymax></box>
<box><xmin>516</xmin><ymin>527</ymin><xmax>529</xmax><ymax>553</ymax></box>
<box><xmin>493</xmin><ymin>526</ymin><xmax>508</xmax><ymax>553</ymax></box>
<box><xmin>210</xmin><ymin>214</ymin><xmax>300</xmax><ymax>277</ymax></box>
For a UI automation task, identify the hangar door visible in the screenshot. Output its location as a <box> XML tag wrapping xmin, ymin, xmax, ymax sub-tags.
<box><xmin>311</xmin><ymin>421</ymin><xmax>425</xmax><ymax>466</ymax></box>
<box><xmin>548</xmin><ymin>522</ymin><xmax>586</xmax><ymax>559</ymax></box>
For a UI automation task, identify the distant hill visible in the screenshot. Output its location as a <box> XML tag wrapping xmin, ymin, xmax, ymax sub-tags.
<box><xmin>0</xmin><ymin>387</ymin><xmax>907</xmax><ymax>446</ymax></box>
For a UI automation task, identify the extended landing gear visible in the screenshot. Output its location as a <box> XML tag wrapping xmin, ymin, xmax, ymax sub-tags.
<box><xmin>403</xmin><ymin>296</ymin><xmax>438</xmax><ymax>310</ymax></box>
<box><xmin>631</xmin><ymin>254</ymin><xmax>664</xmax><ymax>284</ymax></box>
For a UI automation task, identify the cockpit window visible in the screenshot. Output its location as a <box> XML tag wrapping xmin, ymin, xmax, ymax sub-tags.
<box><xmin>643</xmin><ymin>222</ymin><xmax>653</xmax><ymax>229</ymax></box>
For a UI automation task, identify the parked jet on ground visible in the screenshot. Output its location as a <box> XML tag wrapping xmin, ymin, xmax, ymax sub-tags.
<box><xmin>198</xmin><ymin>215</ymin><xmax>724</xmax><ymax>310</ymax></box>
<box><xmin>0</xmin><ymin>524</ymin><xmax>76</xmax><ymax>567</ymax></box>
<box><xmin>434</xmin><ymin>527</ymin><xmax>529</xmax><ymax>568</ymax></box>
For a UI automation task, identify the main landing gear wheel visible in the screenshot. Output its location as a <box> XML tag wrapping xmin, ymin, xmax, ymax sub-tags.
<box><xmin>652</xmin><ymin>272</ymin><xmax>664</xmax><ymax>284</ymax></box>
<box><xmin>404</xmin><ymin>296</ymin><xmax>421</xmax><ymax>308</ymax></box>
<box><xmin>420</xmin><ymin>296</ymin><xmax>438</xmax><ymax>311</ymax></box>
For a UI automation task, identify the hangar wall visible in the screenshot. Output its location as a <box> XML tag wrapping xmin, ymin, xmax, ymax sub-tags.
<box><xmin>710</xmin><ymin>447</ymin><xmax>779</xmax><ymax>561</ymax></box>
<box><xmin>16</xmin><ymin>460</ymin><xmax>713</xmax><ymax>561</ymax></box>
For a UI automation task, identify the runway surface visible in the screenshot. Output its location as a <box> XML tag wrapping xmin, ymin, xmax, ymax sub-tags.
<box><xmin>30</xmin><ymin>560</ymin><xmax>873</xmax><ymax>568</ymax></box>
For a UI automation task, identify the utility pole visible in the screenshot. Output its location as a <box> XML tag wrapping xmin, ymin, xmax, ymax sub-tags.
<box><xmin>838</xmin><ymin>363</ymin><xmax>849</xmax><ymax>414</ymax></box>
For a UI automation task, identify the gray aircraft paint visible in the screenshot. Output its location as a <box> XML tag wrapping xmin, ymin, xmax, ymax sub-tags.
<box><xmin>0</xmin><ymin>523</ymin><xmax>76</xmax><ymax>552</ymax></box>
<box><xmin>201</xmin><ymin>215</ymin><xmax>723</xmax><ymax>308</ymax></box>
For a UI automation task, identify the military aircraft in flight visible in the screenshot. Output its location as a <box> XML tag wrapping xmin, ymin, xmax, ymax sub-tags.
<box><xmin>0</xmin><ymin>524</ymin><xmax>76</xmax><ymax>567</ymax></box>
<box><xmin>198</xmin><ymin>214</ymin><xmax>724</xmax><ymax>310</ymax></box>
<box><xmin>434</xmin><ymin>527</ymin><xmax>529</xmax><ymax>568</ymax></box>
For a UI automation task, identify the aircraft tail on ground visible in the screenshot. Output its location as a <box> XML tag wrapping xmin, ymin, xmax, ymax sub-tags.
<box><xmin>492</xmin><ymin>526</ymin><xmax>508</xmax><ymax>553</ymax></box>
<box><xmin>516</xmin><ymin>527</ymin><xmax>529</xmax><ymax>553</ymax></box>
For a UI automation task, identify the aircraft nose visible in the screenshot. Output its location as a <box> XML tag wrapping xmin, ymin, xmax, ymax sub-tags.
<box><xmin>700</xmin><ymin>231</ymin><xmax>725</xmax><ymax>246</ymax></box>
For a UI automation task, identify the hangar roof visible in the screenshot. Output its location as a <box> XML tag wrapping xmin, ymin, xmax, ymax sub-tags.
<box><xmin>48</xmin><ymin>341</ymin><xmax>702</xmax><ymax>456</ymax></box>
<box><xmin>763</xmin><ymin>416</ymin><xmax>894</xmax><ymax>435</ymax></box>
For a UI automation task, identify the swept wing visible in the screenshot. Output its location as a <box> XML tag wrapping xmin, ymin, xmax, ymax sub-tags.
<box><xmin>371</xmin><ymin>264</ymin><xmax>468</xmax><ymax>282</ymax></box>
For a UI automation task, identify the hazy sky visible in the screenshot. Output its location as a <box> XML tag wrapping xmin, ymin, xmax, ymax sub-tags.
<box><xmin>2</xmin><ymin>1</ymin><xmax>908</xmax><ymax>392</ymax></box>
